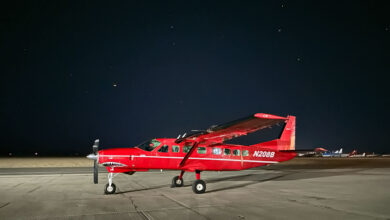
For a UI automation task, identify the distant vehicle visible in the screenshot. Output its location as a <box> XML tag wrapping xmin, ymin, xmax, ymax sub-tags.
<box><xmin>322</xmin><ymin>148</ymin><xmax>343</xmax><ymax>157</ymax></box>
<box><xmin>349</xmin><ymin>150</ymin><xmax>366</xmax><ymax>158</ymax></box>
<box><xmin>86</xmin><ymin>113</ymin><xmax>320</xmax><ymax>194</ymax></box>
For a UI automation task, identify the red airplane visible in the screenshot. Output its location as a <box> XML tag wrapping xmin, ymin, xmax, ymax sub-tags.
<box><xmin>87</xmin><ymin>113</ymin><xmax>298</xmax><ymax>194</ymax></box>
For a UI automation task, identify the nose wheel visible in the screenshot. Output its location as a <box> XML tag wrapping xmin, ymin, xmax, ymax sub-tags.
<box><xmin>105</xmin><ymin>183</ymin><xmax>116</xmax><ymax>194</ymax></box>
<box><xmin>104</xmin><ymin>173</ymin><xmax>116</xmax><ymax>194</ymax></box>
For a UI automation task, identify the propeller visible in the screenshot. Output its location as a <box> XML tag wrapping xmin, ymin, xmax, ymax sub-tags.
<box><xmin>87</xmin><ymin>139</ymin><xmax>99</xmax><ymax>184</ymax></box>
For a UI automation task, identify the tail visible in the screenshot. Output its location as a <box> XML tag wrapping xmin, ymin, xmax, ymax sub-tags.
<box><xmin>250</xmin><ymin>115</ymin><xmax>296</xmax><ymax>151</ymax></box>
<box><xmin>279</xmin><ymin>115</ymin><xmax>296</xmax><ymax>151</ymax></box>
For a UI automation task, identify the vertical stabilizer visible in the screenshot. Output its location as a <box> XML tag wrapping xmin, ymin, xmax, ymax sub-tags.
<box><xmin>279</xmin><ymin>115</ymin><xmax>296</xmax><ymax>150</ymax></box>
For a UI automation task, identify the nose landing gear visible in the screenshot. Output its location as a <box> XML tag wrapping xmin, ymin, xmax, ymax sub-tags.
<box><xmin>104</xmin><ymin>173</ymin><xmax>116</xmax><ymax>194</ymax></box>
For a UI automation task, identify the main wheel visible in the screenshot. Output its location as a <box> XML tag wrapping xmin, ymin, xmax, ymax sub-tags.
<box><xmin>104</xmin><ymin>183</ymin><xmax>116</xmax><ymax>194</ymax></box>
<box><xmin>192</xmin><ymin>179</ymin><xmax>206</xmax><ymax>194</ymax></box>
<box><xmin>172</xmin><ymin>176</ymin><xmax>184</xmax><ymax>187</ymax></box>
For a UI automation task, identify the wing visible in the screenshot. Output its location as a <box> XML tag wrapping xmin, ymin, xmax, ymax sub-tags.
<box><xmin>176</xmin><ymin>113</ymin><xmax>287</xmax><ymax>144</ymax></box>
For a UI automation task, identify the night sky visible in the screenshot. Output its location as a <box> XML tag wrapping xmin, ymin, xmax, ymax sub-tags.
<box><xmin>1</xmin><ymin>1</ymin><xmax>389</xmax><ymax>156</ymax></box>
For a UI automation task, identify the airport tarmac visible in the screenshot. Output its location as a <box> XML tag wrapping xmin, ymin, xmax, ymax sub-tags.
<box><xmin>0</xmin><ymin>159</ymin><xmax>390</xmax><ymax>219</ymax></box>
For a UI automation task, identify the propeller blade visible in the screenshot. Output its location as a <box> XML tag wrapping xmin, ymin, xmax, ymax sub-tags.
<box><xmin>93</xmin><ymin>160</ymin><xmax>98</xmax><ymax>184</ymax></box>
<box><xmin>93</xmin><ymin>139</ymin><xmax>99</xmax><ymax>154</ymax></box>
<box><xmin>89</xmin><ymin>139</ymin><xmax>99</xmax><ymax>184</ymax></box>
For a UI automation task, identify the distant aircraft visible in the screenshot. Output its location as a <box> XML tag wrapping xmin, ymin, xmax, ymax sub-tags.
<box><xmin>297</xmin><ymin>147</ymin><xmax>327</xmax><ymax>157</ymax></box>
<box><xmin>349</xmin><ymin>150</ymin><xmax>366</xmax><ymax>158</ymax></box>
<box><xmin>87</xmin><ymin>113</ymin><xmax>319</xmax><ymax>194</ymax></box>
<box><xmin>322</xmin><ymin>148</ymin><xmax>343</xmax><ymax>157</ymax></box>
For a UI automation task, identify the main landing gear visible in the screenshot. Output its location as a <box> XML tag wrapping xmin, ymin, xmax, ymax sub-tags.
<box><xmin>104</xmin><ymin>173</ymin><xmax>116</xmax><ymax>194</ymax></box>
<box><xmin>171</xmin><ymin>170</ymin><xmax>206</xmax><ymax>194</ymax></box>
<box><xmin>192</xmin><ymin>170</ymin><xmax>206</xmax><ymax>194</ymax></box>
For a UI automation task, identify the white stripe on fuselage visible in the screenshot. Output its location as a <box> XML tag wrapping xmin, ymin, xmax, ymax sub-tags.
<box><xmin>99</xmin><ymin>155</ymin><xmax>278</xmax><ymax>164</ymax></box>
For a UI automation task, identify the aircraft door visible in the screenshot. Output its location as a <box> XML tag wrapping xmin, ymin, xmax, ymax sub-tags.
<box><xmin>129</xmin><ymin>154</ymin><xmax>136</xmax><ymax>168</ymax></box>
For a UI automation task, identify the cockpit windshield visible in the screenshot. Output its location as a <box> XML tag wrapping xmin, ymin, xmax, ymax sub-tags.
<box><xmin>136</xmin><ymin>139</ymin><xmax>161</xmax><ymax>151</ymax></box>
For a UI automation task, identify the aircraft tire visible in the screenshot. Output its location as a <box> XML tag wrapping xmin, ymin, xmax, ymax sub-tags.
<box><xmin>192</xmin><ymin>180</ymin><xmax>206</xmax><ymax>194</ymax></box>
<box><xmin>172</xmin><ymin>176</ymin><xmax>184</xmax><ymax>187</ymax></box>
<box><xmin>104</xmin><ymin>183</ymin><xmax>116</xmax><ymax>194</ymax></box>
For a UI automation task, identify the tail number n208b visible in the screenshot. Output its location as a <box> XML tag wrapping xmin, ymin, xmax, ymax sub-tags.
<box><xmin>253</xmin><ymin>151</ymin><xmax>275</xmax><ymax>158</ymax></box>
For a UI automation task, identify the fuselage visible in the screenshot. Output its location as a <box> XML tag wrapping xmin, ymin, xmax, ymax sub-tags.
<box><xmin>98</xmin><ymin>138</ymin><xmax>296</xmax><ymax>173</ymax></box>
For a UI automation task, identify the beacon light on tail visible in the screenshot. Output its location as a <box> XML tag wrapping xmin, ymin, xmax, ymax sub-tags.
<box><xmin>87</xmin><ymin>113</ymin><xmax>306</xmax><ymax>194</ymax></box>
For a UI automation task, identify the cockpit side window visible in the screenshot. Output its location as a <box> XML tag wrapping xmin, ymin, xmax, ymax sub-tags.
<box><xmin>150</xmin><ymin>139</ymin><xmax>161</xmax><ymax>148</ymax></box>
<box><xmin>158</xmin><ymin>145</ymin><xmax>169</xmax><ymax>153</ymax></box>
<box><xmin>137</xmin><ymin>139</ymin><xmax>161</xmax><ymax>151</ymax></box>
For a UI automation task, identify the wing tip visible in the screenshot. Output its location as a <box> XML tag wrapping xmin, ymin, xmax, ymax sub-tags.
<box><xmin>254</xmin><ymin>113</ymin><xmax>288</xmax><ymax>120</ymax></box>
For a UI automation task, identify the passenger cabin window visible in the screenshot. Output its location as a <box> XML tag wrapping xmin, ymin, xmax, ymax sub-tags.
<box><xmin>224</xmin><ymin>148</ymin><xmax>231</xmax><ymax>155</ymax></box>
<box><xmin>158</xmin><ymin>145</ymin><xmax>169</xmax><ymax>153</ymax></box>
<box><xmin>197</xmin><ymin>147</ymin><xmax>207</xmax><ymax>154</ymax></box>
<box><xmin>243</xmin><ymin>150</ymin><xmax>249</xmax><ymax>156</ymax></box>
<box><xmin>212</xmin><ymin>147</ymin><xmax>222</xmax><ymax>155</ymax></box>
<box><xmin>183</xmin><ymin>145</ymin><xmax>192</xmax><ymax>153</ymax></box>
<box><xmin>172</xmin><ymin>145</ymin><xmax>180</xmax><ymax>153</ymax></box>
<box><xmin>233</xmin><ymin>149</ymin><xmax>240</xmax><ymax>156</ymax></box>
<box><xmin>137</xmin><ymin>139</ymin><xmax>161</xmax><ymax>151</ymax></box>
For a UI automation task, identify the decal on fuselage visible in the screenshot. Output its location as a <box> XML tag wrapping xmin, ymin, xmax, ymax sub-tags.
<box><xmin>253</xmin><ymin>151</ymin><xmax>275</xmax><ymax>158</ymax></box>
<box><xmin>102</xmin><ymin>162</ymin><xmax>127</xmax><ymax>167</ymax></box>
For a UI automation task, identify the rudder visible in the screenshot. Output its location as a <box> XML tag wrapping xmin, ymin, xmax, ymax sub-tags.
<box><xmin>279</xmin><ymin>115</ymin><xmax>295</xmax><ymax>150</ymax></box>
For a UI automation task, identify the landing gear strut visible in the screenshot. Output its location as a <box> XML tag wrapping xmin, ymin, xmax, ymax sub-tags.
<box><xmin>104</xmin><ymin>173</ymin><xmax>116</xmax><ymax>194</ymax></box>
<box><xmin>172</xmin><ymin>170</ymin><xmax>206</xmax><ymax>193</ymax></box>
<box><xmin>192</xmin><ymin>170</ymin><xmax>206</xmax><ymax>194</ymax></box>
<box><xmin>172</xmin><ymin>170</ymin><xmax>185</xmax><ymax>187</ymax></box>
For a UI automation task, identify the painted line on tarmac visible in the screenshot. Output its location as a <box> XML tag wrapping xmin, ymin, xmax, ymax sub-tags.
<box><xmin>0</xmin><ymin>202</ymin><xmax>10</xmax><ymax>209</ymax></box>
<box><xmin>139</xmin><ymin>210</ymin><xmax>154</xmax><ymax>220</ymax></box>
<box><xmin>161</xmin><ymin>193</ymin><xmax>211</xmax><ymax>220</ymax></box>
<box><xmin>0</xmin><ymin>174</ymin><xmax>90</xmax><ymax>177</ymax></box>
<box><xmin>27</xmin><ymin>186</ymin><xmax>41</xmax><ymax>193</ymax></box>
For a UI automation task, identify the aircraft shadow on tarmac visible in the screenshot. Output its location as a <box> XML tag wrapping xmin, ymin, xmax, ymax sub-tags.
<box><xmin>116</xmin><ymin>169</ymin><xmax>362</xmax><ymax>194</ymax></box>
<box><xmin>205</xmin><ymin>169</ymin><xmax>369</xmax><ymax>193</ymax></box>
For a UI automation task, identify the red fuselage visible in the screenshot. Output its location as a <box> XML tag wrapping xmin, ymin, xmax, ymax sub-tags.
<box><xmin>98</xmin><ymin>138</ymin><xmax>296</xmax><ymax>173</ymax></box>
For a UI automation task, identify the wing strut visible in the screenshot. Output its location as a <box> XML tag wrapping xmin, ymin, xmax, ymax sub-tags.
<box><xmin>179</xmin><ymin>141</ymin><xmax>200</xmax><ymax>167</ymax></box>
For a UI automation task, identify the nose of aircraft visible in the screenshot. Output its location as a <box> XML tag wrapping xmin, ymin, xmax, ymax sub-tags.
<box><xmin>87</xmin><ymin>153</ymin><xmax>98</xmax><ymax>160</ymax></box>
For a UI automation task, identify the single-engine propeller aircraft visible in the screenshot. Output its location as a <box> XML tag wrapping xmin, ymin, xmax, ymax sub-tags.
<box><xmin>87</xmin><ymin>113</ymin><xmax>310</xmax><ymax>194</ymax></box>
